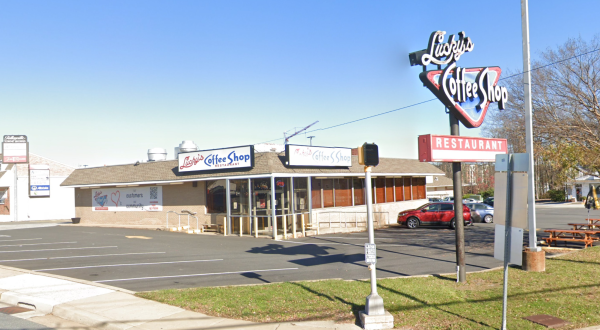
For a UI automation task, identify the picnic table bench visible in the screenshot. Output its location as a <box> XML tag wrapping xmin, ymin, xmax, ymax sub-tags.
<box><xmin>544</xmin><ymin>229</ymin><xmax>600</xmax><ymax>248</ymax></box>
<box><xmin>568</xmin><ymin>223</ymin><xmax>600</xmax><ymax>230</ymax></box>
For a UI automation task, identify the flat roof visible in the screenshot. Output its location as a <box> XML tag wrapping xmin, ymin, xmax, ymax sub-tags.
<box><xmin>61</xmin><ymin>152</ymin><xmax>444</xmax><ymax>188</ymax></box>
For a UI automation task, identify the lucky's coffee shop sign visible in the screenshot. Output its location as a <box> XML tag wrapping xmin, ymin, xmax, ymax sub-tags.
<box><xmin>409</xmin><ymin>31</ymin><xmax>508</xmax><ymax>128</ymax></box>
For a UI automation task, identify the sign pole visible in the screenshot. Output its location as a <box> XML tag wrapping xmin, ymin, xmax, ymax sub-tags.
<box><xmin>13</xmin><ymin>165</ymin><xmax>17</xmax><ymax>222</ymax></box>
<box><xmin>450</xmin><ymin>114</ymin><xmax>466</xmax><ymax>283</ymax></box>
<box><xmin>501</xmin><ymin>154</ymin><xmax>514</xmax><ymax>330</ymax></box>
<box><xmin>363</xmin><ymin>165</ymin><xmax>384</xmax><ymax>315</ymax></box>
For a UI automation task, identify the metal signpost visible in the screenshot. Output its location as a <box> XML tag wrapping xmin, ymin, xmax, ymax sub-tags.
<box><xmin>410</xmin><ymin>31</ymin><xmax>508</xmax><ymax>283</ymax></box>
<box><xmin>494</xmin><ymin>153</ymin><xmax>528</xmax><ymax>329</ymax></box>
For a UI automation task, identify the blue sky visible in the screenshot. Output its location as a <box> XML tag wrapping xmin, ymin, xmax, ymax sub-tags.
<box><xmin>0</xmin><ymin>0</ymin><xmax>598</xmax><ymax>167</ymax></box>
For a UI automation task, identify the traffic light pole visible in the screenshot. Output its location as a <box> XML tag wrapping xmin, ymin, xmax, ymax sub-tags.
<box><xmin>450</xmin><ymin>114</ymin><xmax>466</xmax><ymax>283</ymax></box>
<box><xmin>363</xmin><ymin>165</ymin><xmax>384</xmax><ymax>315</ymax></box>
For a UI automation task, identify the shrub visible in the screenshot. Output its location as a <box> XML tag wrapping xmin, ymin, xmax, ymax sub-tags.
<box><xmin>548</xmin><ymin>189</ymin><xmax>566</xmax><ymax>202</ymax></box>
<box><xmin>481</xmin><ymin>188</ymin><xmax>494</xmax><ymax>200</ymax></box>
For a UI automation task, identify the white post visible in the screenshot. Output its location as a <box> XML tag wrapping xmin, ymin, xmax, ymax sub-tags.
<box><xmin>301</xmin><ymin>214</ymin><xmax>305</xmax><ymax>237</ymax></box>
<box><xmin>239</xmin><ymin>217</ymin><xmax>243</xmax><ymax>237</ymax></box>
<box><xmin>364</xmin><ymin>166</ymin><xmax>384</xmax><ymax>315</ymax></box>
<box><xmin>223</xmin><ymin>216</ymin><xmax>227</xmax><ymax>236</ymax></box>
<box><xmin>521</xmin><ymin>0</ymin><xmax>539</xmax><ymax>252</ymax></box>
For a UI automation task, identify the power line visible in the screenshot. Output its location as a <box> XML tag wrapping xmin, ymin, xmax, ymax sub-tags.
<box><xmin>256</xmin><ymin>47</ymin><xmax>600</xmax><ymax>144</ymax></box>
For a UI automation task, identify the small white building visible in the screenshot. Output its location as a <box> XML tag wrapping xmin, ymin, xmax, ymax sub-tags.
<box><xmin>0</xmin><ymin>153</ymin><xmax>75</xmax><ymax>222</ymax></box>
<box><xmin>567</xmin><ymin>174</ymin><xmax>600</xmax><ymax>201</ymax></box>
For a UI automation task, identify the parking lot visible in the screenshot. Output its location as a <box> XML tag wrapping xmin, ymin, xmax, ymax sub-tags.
<box><xmin>0</xmin><ymin>203</ymin><xmax>591</xmax><ymax>292</ymax></box>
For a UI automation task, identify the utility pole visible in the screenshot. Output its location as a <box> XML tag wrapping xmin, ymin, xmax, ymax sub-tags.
<box><xmin>521</xmin><ymin>0</ymin><xmax>545</xmax><ymax>271</ymax></box>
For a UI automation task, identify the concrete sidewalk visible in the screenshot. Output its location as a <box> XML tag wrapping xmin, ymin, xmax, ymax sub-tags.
<box><xmin>0</xmin><ymin>265</ymin><xmax>360</xmax><ymax>330</ymax></box>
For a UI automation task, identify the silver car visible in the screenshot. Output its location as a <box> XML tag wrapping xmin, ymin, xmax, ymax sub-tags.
<box><xmin>465</xmin><ymin>202</ymin><xmax>494</xmax><ymax>223</ymax></box>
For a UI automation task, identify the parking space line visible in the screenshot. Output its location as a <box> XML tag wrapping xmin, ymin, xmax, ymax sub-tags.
<box><xmin>0</xmin><ymin>246</ymin><xmax>118</xmax><ymax>253</ymax></box>
<box><xmin>35</xmin><ymin>259</ymin><xmax>224</xmax><ymax>271</ymax></box>
<box><xmin>95</xmin><ymin>267</ymin><xmax>300</xmax><ymax>283</ymax></box>
<box><xmin>0</xmin><ymin>251</ymin><xmax>166</xmax><ymax>263</ymax></box>
<box><xmin>0</xmin><ymin>241</ymin><xmax>77</xmax><ymax>248</ymax></box>
<box><xmin>0</xmin><ymin>238</ymin><xmax>42</xmax><ymax>242</ymax></box>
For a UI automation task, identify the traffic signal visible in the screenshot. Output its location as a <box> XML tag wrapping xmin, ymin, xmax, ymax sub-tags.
<box><xmin>358</xmin><ymin>143</ymin><xmax>379</xmax><ymax>166</ymax></box>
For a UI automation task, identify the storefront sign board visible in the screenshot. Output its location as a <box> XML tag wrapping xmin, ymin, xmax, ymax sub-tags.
<box><xmin>285</xmin><ymin>145</ymin><xmax>352</xmax><ymax>167</ymax></box>
<box><xmin>178</xmin><ymin>145</ymin><xmax>254</xmax><ymax>172</ymax></box>
<box><xmin>418</xmin><ymin>134</ymin><xmax>507</xmax><ymax>162</ymax></box>
<box><xmin>2</xmin><ymin>135</ymin><xmax>28</xmax><ymax>164</ymax></box>
<box><xmin>29</xmin><ymin>165</ymin><xmax>50</xmax><ymax>197</ymax></box>
<box><xmin>409</xmin><ymin>31</ymin><xmax>508</xmax><ymax>128</ymax></box>
<box><xmin>92</xmin><ymin>186</ymin><xmax>162</xmax><ymax>211</ymax></box>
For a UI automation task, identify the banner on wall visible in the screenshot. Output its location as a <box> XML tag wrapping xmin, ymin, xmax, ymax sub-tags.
<box><xmin>285</xmin><ymin>145</ymin><xmax>352</xmax><ymax>167</ymax></box>
<box><xmin>92</xmin><ymin>186</ymin><xmax>162</xmax><ymax>211</ymax></box>
<box><xmin>29</xmin><ymin>165</ymin><xmax>50</xmax><ymax>197</ymax></box>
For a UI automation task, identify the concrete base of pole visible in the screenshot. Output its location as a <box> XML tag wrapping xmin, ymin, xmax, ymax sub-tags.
<box><xmin>522</xmin><ymin>249</ymin><xmax>545</xmax><ymax>272</ymax></box>
<box><xmin>359</xmin><ymin>310</ymin><xmax>394</xmax><ymax>330</ymax></box>
<box><xmin>365</xmin><ymin>294</ymin><xmax>385</xmax><ymax>316</ymax></box>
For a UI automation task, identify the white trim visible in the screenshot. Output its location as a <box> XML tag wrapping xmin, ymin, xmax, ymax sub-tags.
<box><xmin>64</xmin><ymin>172</ymin><xmax>443</xmax><ymax>188</ymax></box>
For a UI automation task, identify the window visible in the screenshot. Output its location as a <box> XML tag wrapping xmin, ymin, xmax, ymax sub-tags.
<box><xmin>426</xmin><ymin>204</ymin><xmax>440</xmax><ymax>211</ymax></box>
<box><xmin>322</xmin><ymin>179</ymin><xmax>334</xmax><ymax>207</ymax></box>
<box><xmin>334</xmin><ymin>179</ymin><xmax>352</xmax><ymax>207</ymax></box>
<box><xmin>252</xmin><ymin>178</ymin><xmax>271</xmax><ymax>211</ymax></box>
<box><xmin>385</xmin><ymin>178</ymin><xmax>394</xmax><ymax>203</ymax></box>
<box><xmin>229</xmin><ymin>180</ymin><xmax>249</xmax><ymax>215</ymax></box>
<box><xmin>375</xmin><ymin>178</ymin><xmax>385</xmax><ymax>204</ymax></box>
<box><xmin>415</xmin><ymin>178</ymin><xmax>426</xmax><ymax>199</ymax></box>
<box><xmin>440</xmin><ymin>204</ymin><xmax>453</xmax><ymax>211</ymax></box>
<box><xmin>311</xmin><ymin>178</ymin><xmax>322</xmax><ymax>209</ymax></box>
<box><xmin>353</xmin><ymin>178</ymin><xmax>365</xmax><ymax>205</ymax></box>
<box><xmin>395</xmin><ymin>178</ymin><xmax>404</xmax><ymax>201</ymax></box>
<box><xmin>206</xmin><ymin>180</ymin><xmax>226</xmax><ymax>213</ymax></box>
<box><xmin>294</xmin><ymin>178</ymin><xmax>308</xmax><ymax>211</ymax></box>
<box><xmin>404</xmin><ymin>178</ymin><xmax>412</xmax><ymax>200</ymax></box>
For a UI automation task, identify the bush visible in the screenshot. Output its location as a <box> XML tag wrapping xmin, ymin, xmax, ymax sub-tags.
<box><xmin>481</xmin><ymin>188</ymin><xmax>494</xmax><ymax>200</ymax></box>
<box><xmin>548</xmin><ymin>189</ymin><xmax>566</xmax><ymax>202</ymax></box>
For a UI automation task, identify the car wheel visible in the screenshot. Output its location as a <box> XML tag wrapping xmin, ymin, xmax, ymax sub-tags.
<box><xmin>407</xmin><ymin>217</ymin><xmax>420</xmax><ymax>229</ymax></box>
<box><xmin>483</xmin><ymin>215</ymin><xmax>493</xmax><ymax>223</ymax></box>
<box><xmin>449</xmin><ymin>218</ymin><xmax>456</xmax><ymax>230</ymax></box>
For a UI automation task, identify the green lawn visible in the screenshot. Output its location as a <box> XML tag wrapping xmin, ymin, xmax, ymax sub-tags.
<box><xmin>137</xmin><ymin>247</ymin><xmax>600</xmax><ymax>329</ymax></box>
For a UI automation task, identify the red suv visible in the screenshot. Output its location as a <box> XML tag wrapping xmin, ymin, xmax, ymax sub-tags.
<box><xmin>397</xmin><ymin>202</ymin><xmax>472</xmax><ymax>229</ymax></box>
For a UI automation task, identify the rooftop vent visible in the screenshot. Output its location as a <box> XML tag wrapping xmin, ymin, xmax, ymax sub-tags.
<box><xmin>148</xmin><ymin>148</ymin><xmax>167</xmax><ymax>161</ymax></box>
<box><xmin>174</xmin><ymin>140</ymin><xmax>198</xmax><ymax>158</ymax></box>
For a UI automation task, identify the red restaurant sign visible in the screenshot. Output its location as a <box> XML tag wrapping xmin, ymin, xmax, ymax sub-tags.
<box><xmin>418</xmin><ymin>134</ymin><xmax>507</xmax><ymax>162</ymax></box>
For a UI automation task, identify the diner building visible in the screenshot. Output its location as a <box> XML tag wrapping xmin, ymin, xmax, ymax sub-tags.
<box><xmin>61</xmin><ymin>144</ymin><xmax>443</xmax><ymax>238</ymax></box>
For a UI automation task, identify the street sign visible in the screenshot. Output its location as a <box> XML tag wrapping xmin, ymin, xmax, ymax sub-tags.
<box><xmin>365</xmin><ymin>243</ymin><xmax>376</xmax><ymax>264</ymax></box>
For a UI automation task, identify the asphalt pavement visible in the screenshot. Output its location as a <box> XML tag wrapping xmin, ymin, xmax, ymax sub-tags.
<box><xmin>0</xmin><ymin>222</ymin><xmax>500</xmax><ymax>292</ymax></box>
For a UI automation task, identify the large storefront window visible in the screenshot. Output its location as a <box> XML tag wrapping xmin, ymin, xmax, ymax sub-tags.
<box><xmin>322</xmin><ymin>179</ymin><xmax>334</xmax><ymax>208</ymax></box>
<box><xmin>293</xmin><ymin>178</ymin><xmax>309</xmax><ymax>212</ymax></box>
<box><xmin>311</xmin><ymin>178</ymin><xmax>322</xmax><ymax>209</ymax></box>
<box><xmin>251</xmin><ymin>178</ymin><xmax>272</xmax><ymax>234</ymax></box>
<box><xmin>385</xmin><ymin>178</ymin><xmax>394</xmax><ymax>203</ymax></box>
<box><xmin>395</xmin><ymin>178</ymin><xmax>404</xmax><ymax>201</ymax></box>
<box><xmin>334</xmin><ymin>179</ymin><xmax>352</xmax><ymax>207</ymax></box>
<box><xmin>375</xmin><ymin>178</ymin><xmax>385</xmax><ymax>204</ymax></box>
<box><xmin>404</xmin><ymin>178</ymin><xmax>412</xmax><ymax>200</ymax></box>
<box><xmin>206</xmin><ymin>180</ymin><xmax>226</xmax><ymax>213</ymax></box>
<box><xmin>353</xmin><ymin>178</ymin><xmax>365</xmax><ymax>205</ymax></box>
<box><xmin>229</xmin><ymin>180</ymin><xmax>249</xmax><ymax>215</ymax></box>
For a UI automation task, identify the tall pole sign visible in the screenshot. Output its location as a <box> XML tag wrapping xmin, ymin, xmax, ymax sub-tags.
<box><xmin>410</xmin><ymin>31</ymin><xmax>508</xmax><ymax>283</ymax></box>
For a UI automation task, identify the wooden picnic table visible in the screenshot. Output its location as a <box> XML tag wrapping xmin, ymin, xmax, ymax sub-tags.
<box><xmin>586</xmin><ymin>218</ymin><xmax>600</xmax><ymax>225</ymax></box>
<box><xmin>568</xmin><ymin>223</ymin><xmax>600</xmax><ymax>230</ymax></box>
<box><xmin>544</xmin><ymin>229</ymin><xmax>600</xmax><ymax>248</ymax></box>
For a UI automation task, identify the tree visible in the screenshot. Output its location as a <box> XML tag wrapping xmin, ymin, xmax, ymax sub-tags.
<box><xmin>483</xmin><ymin>35</ymin><xmax>600</xmax><ymax>192</ymax></box>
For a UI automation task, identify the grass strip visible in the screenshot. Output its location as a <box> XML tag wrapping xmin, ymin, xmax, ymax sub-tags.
<box><xmin>137</xmin><ymin>247</ymin><xmax>600</xmax><ymax>329</ymax></box>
